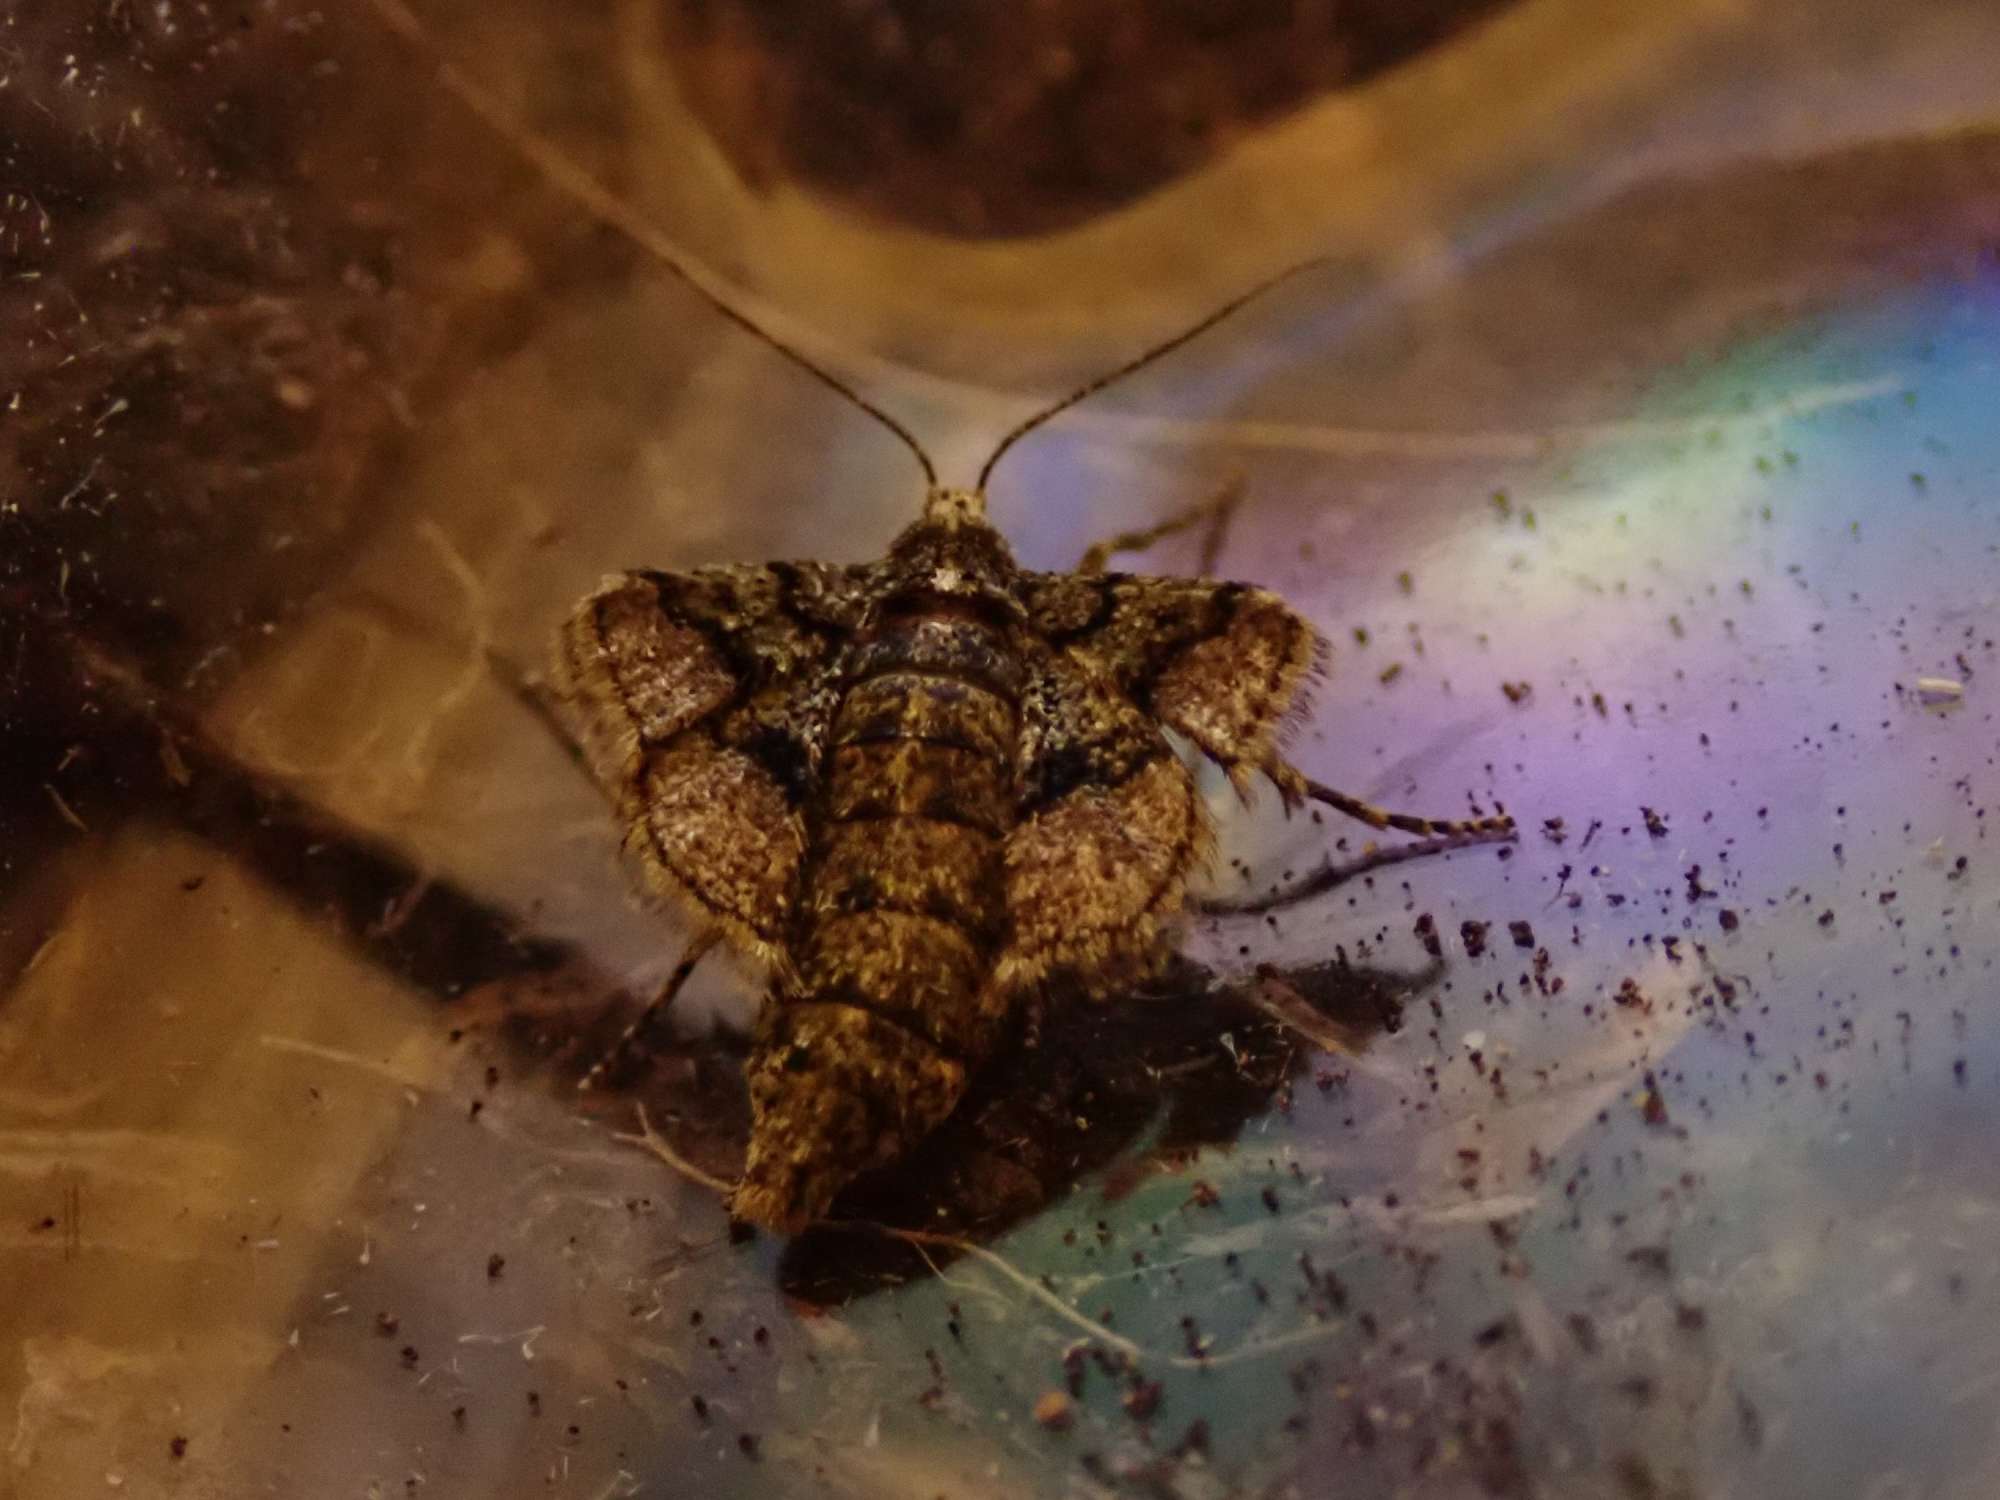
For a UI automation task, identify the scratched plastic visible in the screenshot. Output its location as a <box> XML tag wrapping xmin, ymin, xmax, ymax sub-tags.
<box><xmin>5</xmin><ymin>2</ymin><xmax>2000</xmax><ymax>1497</ymax></box>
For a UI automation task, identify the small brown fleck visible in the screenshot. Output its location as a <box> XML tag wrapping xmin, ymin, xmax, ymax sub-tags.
<box><xmin>1123</xmin><ymin>1378</ymin><xmax>1163</xmax><ymax>1420</ymax></box>
<box><xmin>1566</xmin><ymin>1313</ymin><xmax>1599</xmax><ymax>1354</ymax></box>
<box><xmin>1626</xmin><ymin>1245</ymin><xmax>1672</xmax><ymax>1277</ymax></box>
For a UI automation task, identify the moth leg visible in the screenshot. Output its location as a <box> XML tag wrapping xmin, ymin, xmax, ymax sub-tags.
<box><xmin>1195</xmin><ymin>771</ymin><xmax>1516</xmax><ymax>916</ymax></box>
<box><xmin>1298</xmin><ymin>774</ymin><xmax>1516</xmax><ymax>842</ymax></box>
<box><xmin>1197</xmin><ymin>831</ymin><xmax>1510</xmax><ymax>917</ymax></box>
<box><xmin>579</xmin><ymin>928</ymin><xmax>723</xmax><ymax>1091</ymax></box>
<box><xmin>485</xmin><ymin>648</ymin><xmax>594</xmax><ymax>780</ymax></box>
<box><xmin>1076</xmin><ymin>477</ymin><xmax>1244</xmax><ymax>577</ymax></box>
<box><xmin>615</xmin><ymin>1102</ymin><xmax>735</xmax><ymax>1196</ymax></box>
<box><xmin>1243</xmin><ymin>965</ymin><xmax>1359</xmax><ymax>1055</ymax></box>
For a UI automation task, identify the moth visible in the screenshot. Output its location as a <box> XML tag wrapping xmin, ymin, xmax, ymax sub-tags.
<box><xmin>550</xmin><ymin>355</ymin><xmax>1513</xmax><ymax>1236</ymax></box>
<box><xmin>374</xmin><ymin>4</ymin><xmax>1514</xmax><ymax>1236</ymax></box>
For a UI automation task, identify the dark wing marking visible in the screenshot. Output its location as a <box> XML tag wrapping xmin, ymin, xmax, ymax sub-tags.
<box><xmin>996</xmin><ymin>644</ymin><xmax>1209</xmax><ymax>994</ymax></box>
<box><xmin>1024</xmin><ymin>571</ymin><xmax>1324</xmax><ymax>790</ymax></box>
<box><xmin>555</xmin><ymin>562</ymin><xmax>869</xmax><ymax>964</ymax></box>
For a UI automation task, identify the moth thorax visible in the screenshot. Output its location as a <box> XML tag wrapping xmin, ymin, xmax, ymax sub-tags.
<box><xmin>922</xmin><ymin>488</ymin><xmax>988</xmax><ymax>527</ymax></box>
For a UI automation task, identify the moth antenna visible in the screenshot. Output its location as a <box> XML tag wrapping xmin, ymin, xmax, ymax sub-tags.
<box><xmin>361</xmin><ymin>0</ymin><xmax>938</xmax><ymax>490</ymax></box>
<box><xmin>976</xmin><ymin>254</ymin><xmax>1332</xmax><ymax>493</ymax></box>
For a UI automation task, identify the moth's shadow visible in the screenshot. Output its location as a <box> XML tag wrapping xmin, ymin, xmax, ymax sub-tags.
<box><xmin>474</xmin><ymin>934</ymin><xmax>1436</xmax><ymax>1304</ymax></box>
<box><xmin>770</xmin><ymin>952</ymin><xmax>1434</xmax><ymax>1306</ymax></box>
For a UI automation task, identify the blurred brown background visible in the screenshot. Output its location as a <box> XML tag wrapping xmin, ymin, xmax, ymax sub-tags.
<box><xmin>661</xmin><ymin>0</ymin><xmax>1513</xmax><ymax>234</ymax></box>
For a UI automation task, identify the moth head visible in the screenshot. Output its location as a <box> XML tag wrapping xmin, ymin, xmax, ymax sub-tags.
<box><xmin>882</xmin><ymin>490</ymin><xmax>1022</xmax><ymax>622</ymax></box>
<box><xmin>921</xmin><ymin>487</ymin><xmax>988</xmax><ymax>528</ymax></box>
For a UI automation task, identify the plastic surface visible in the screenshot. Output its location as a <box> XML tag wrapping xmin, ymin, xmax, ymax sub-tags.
<box><xmin>5</xmin><ymin>2</ymin><xmax>2000</xmax><ymax>1496</ymax></box>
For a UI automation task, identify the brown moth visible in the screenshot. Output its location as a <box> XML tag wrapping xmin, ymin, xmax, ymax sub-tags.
<box><xmin>367</xmin><ymin>0</ymin><xmax>1514</xmax><ymax>1236</ymax></box>
<box><xmin>557</xmin><ymin>487</ymin><xmax>1333</xmax><ymax>1233</ymax></box>
<box><xmin>552</xmin><ymin>435</ymin><xmax>1510</xmax><ymax>1236</ymax></box>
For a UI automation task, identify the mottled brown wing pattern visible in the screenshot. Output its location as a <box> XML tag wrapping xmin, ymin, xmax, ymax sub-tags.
<box><xmin>557</xmin><ymin>518</ymin><xmax>1350</xmax><ymax>1236</ymax></box>
<box><xmin>997</xmin><ymin>642</ymin><xmax>1210</xmax><ymax>993</ymax></box>
<box><xmin>1023</xmin><ymin>572</ymin><xmax>1327</xmax><ymax>797</ymax></box>
<box><xmin>555</xmin><ymin>562</ymin><xmax>871</xmax><ymax>967</ymax></box>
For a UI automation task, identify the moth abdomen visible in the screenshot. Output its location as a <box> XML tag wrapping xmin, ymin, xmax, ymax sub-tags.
<box><xmin>733</xmin><ymin>602</ymin><xmax>1025</xmax><ymax>1231</ymax></box>
<box><xmin>822</xmin><ymin>739</ymin><xmax>1010</xmax><ymax>835</ymax></box>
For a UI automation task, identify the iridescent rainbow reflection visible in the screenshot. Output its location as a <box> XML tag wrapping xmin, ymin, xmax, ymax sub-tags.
<box><xmin>799</xmin><ymin>278</ymin><xmax>2000</xmax><ymax>1496</ymax></box>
